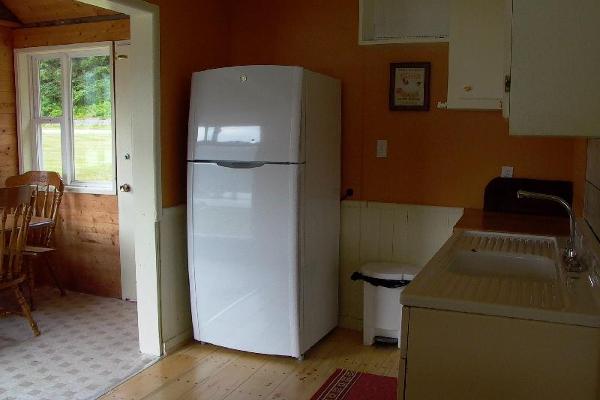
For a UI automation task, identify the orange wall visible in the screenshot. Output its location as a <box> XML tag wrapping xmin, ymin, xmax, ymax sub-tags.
<box><xmin>147</xmin><ymin>0</ymin><xmax>230</xmax><ymax>207</ymax></box>
<box><xmin>228</xmin><ymin>0</ymin><xmax>586</xmax><ymax>212</ymax></box>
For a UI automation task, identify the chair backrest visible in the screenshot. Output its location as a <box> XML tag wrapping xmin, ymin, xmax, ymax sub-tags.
<box><xmin>5</xmin><ymin>171</ymin><xmax>65</xmax><ymax>246</ymax></box>
<box><xmin>0</xmin><ymin>186</ymin><xmax>34</xmax><ymax>284</ymax></box>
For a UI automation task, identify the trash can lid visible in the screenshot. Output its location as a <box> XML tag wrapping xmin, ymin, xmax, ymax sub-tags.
<box><xmin>360</xmin><ymin>262</ymin><xmax>420</xmax><ymax>281</ymax></box>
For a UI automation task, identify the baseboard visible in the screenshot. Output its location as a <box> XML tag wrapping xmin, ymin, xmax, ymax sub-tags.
<box><xmin>162</xmin><ymin>328</ymin><xmax>194</xmax><ymax>355</ymax></box>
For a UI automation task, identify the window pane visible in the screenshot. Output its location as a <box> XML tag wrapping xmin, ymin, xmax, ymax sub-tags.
<box><xmin>40</xmin><ymin>123</ymin><xmax>62</xmax><ymax>175</ymax></box>
<box><xmin>38</xmin><ymin>58</ymin><xmax>63</xmax><ymax>117</ymax></box>
<box><xmin>71</xmin><ymin>55</ymin><xmax>113</xmax><ymax>182</ymax></box>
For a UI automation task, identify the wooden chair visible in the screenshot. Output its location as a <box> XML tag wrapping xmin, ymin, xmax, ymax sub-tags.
<box><xmin>0</xmin><ymin>186</ymin><xmax>40</xmax><ymax>336</ymax></box>
<box><xmin>5</xmin><ymin>171</ymin><xmax>66</xmax><ymax>307</ymax></box>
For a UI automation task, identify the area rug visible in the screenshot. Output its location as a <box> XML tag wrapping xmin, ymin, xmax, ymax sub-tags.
<box><xmin>311</xmin><ymin>369</ymin><xmax>397</xmax><ymax>400</ymax></box>
<box><xmin>0</xmin><ymin>288</ymin><xmax>157</xmax><ymax>400</ymax></box>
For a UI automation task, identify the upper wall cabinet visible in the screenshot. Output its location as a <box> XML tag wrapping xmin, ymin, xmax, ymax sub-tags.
<box><xmin>359</xmin><ymin>0</ymin><xmax>449</xmax><ymax>45</ymax></box>
<box><xmin>446</xmin><ymin>0</ymin><xmax>507</xmax><ymax>110</ymax></box>
<box><xmin>509</xmin><ymin>0</ymin><xmax>600</xmax><ymax>137</ymax></box>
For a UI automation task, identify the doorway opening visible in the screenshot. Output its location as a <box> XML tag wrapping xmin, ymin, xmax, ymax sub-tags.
<box><xmin>0</xmin><ymin>0</ymin><xmax>162</xmax><ymax>398</ymax></box>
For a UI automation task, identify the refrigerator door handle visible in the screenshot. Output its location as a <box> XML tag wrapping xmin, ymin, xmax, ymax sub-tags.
<box><xmin>216</xmin><ymin>161</ymin><xmax>266</xmax><ymax>169</ymax></box>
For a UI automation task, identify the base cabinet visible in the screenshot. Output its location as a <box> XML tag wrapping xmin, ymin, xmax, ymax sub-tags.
<box><xmin>398</xmin><ymin>307</ymin><xmax>600</xmax><ymax>400</ymax></box>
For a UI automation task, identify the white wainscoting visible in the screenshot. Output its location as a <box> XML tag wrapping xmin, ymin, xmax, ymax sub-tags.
<box><xmin>583</xmin><ymin>139</ymin><xmax>600</xmax><ymax>282</ymax></box>
<box><xmin>586</xmin><ymin>140</ymin><xmax>600</xmax><ymax>239</ymax></box>
<box><xmin>159</xmin><ymin>205</ymin><xmax>193</xmax><ymax>353</ymax></box>
<box><xmin>339</xmin><ymin>201</ymin><xmax>464</xmax><ymax>330</ymax></box>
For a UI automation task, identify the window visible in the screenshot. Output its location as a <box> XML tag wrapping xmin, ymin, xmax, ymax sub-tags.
<box><xmin>15</xmin><ymin>43</ymin><xmax>115</xmax><ymax>194</ymax></box>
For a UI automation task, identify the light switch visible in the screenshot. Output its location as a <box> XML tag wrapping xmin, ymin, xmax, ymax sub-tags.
<box><xmin>376</xmin><ymin>140</ymin><xmax>388</xmax><ymax>158</ymax></box>
<box><xmin>501</xmin><ymin>166</ymin><xmax>514</xmax><ymax>178</ymax></box>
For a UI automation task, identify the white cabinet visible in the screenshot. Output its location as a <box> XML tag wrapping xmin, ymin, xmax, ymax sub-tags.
<box><xmin>446</xmin><ymin>0</ymin><xmax>507</xmax><ymax>110</ymax></box>
<box><xmin>509</xmin><ymin>0</ymin><xmax>600</xmax><ymax>136</ymax></box>
<box><xmin>359</xmin><ymin>0</ymin><xmax>449</xmax><ymax>45</ymax></box>
<box><xmin>398</xmin><ymin>307</ymin><xmax>600</xmax><ymax>399</ymax></box>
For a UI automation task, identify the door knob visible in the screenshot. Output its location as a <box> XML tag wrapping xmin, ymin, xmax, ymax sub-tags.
<box><xmin>119</xmin><ymin>184</ymin><xmax>131</xmax><ymax>192</ymax></box>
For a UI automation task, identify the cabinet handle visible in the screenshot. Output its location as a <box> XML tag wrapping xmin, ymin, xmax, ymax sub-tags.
<box><xmin>463</xmin><ymin>85</ymin><xmax>473</xmax><ymax>92</ymax></box>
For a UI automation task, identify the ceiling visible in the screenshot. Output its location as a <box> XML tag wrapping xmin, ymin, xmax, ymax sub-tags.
<box><xmin>0</xmin><ymin>0</ymin><xmax>121</xmax><ymax>25</ymax></box>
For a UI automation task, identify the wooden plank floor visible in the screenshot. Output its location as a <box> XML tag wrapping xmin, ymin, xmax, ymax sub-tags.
<box><xmin>101</xmin><ymin>329</ymin><xmax>400</xmax><ymax>400</ymax></box>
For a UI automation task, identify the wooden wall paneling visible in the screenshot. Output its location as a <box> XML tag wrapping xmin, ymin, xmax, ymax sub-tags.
<box><xmin>0</xmin><ymin>26</ymin><xmax>18</xmax><ymax>186</ymax></box>
<box><xmin>391</xmin><ymin>206</ymin><xmax>410</xmax><ymax>263</ymax></box>
<box><xmin>52</xmin><ymin>193</ymin><xmax>121</xmax><ymax>298</ymax></box>
<box><xmin>2</xmin><ymin>0</ymin><xmax>118</xmax><ymax>25</ymax></box>
<box><xmin>405</xmin><ymin>205</ymin><xmax>464</xmax><ymax>266</ymax></box>
<box><xmin>12</xmin><ymin>19</ymin><xmax>130</xmax><ymax>48</ymax></box>
<box><xmin>585</xmin><ymin>183</ymin><xmax>600</xmax><ymax>240</ymax></box>
<box><xmin>587</xmin><ymin>140</ymin><xmax>600</xmax><ymax>189</ymax></box>
<box><xmin>585</xmin><ymin>140</ymin><xmax>600</xmax><ymax>238</ymax></box>
<box><xmin>160</xmin><ymin>205</ymin><xmax>194</xmax><ymax>353</ymax></box>
<box><xmin>338</xmin><ymin>201</ymin><xmax>464</xmax><ymax>330</ymax></box>
<box><xmin>0</xmin><ymin>1</ymin><xmax>20</xmax><ymax>26</ymax></box>
<box><xmin>376</xmin><ymin>203</ymin><xmax>396</xmax><ymax>261</ymax></box>
<box><xmin>359</xmin><ymin>203</ymin><xmax>383</xmax><ymax>263</ymax></box>
<box><xmin>339</xmin><ymin>201</ymin><xmax>363</xmax><ymax>330</ymax></box>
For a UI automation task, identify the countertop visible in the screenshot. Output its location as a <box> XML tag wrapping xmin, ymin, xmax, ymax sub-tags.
<box><xmin>401</xmin><ymin>230</ymin><xmax>600</xmax><ymax>328</ymax></box>
<box><xmin>455</xmin><ymin>208</ymin><xmax>570</xmax><ymax>237</ymax></box>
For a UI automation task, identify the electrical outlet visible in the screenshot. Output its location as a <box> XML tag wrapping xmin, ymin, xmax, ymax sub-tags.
<box><xmin>501</xmin><ymin>166</ymin><xmax>514</xmax><ymax>178</ymax></box>
<box><xmin>376</xmin><ymin>140</ymin><xmax>388</xmax><ymax>158</ymax></box>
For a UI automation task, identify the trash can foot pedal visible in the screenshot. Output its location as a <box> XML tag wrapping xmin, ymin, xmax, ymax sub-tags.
<box><xmin>374</xmin><ymin>336</ymin><xmax>398</xmax><ymax>346</ymax></box>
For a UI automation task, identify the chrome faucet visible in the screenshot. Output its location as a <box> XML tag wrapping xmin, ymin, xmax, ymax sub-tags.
<box><xmin>516</xmin><ymin>190</ymin><xmax>584</xmax><ymax>272</ymax></box>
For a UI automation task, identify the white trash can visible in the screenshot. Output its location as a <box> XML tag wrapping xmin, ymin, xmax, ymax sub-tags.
<box><xmin>354</xmin><ymin>263</ymin><xmax>420</xmax><ymax>347</ymax></box>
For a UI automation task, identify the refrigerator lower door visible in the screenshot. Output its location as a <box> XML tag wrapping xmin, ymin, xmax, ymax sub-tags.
<box><xmin>187</xmin><ymin>162</ymin><xmax>302</xmax><ymax>357</ymax></box>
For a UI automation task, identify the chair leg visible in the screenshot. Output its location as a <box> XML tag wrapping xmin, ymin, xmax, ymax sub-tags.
<box><xmin>13</xmin><ymin>286</ymin><xmax>40</xmax><ymax>336</ymax></box>
<box><xmin>44</xmin><ymin>255</ymin><xmax>65</xmax><ymax>296</ymax></box>
<box><xmin>27</xmin><ymin>259</ymin><xmax>35</xmax><ymax>310</ymax></box>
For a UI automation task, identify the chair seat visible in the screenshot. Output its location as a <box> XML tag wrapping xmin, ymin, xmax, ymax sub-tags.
<box><xmin>23</xmin><ymin>246</ymin><xmax>56</xmax><ymax>255</ymax></box>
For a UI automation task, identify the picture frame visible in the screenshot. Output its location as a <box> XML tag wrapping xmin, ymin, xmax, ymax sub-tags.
<box><xmin>389</xmin><ymin>62</ymin><xmax>431</xmax><ymax>111</ymax></box>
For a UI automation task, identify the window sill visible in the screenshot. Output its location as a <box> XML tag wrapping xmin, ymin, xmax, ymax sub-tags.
<box><xmin>64</xmin><ymin>185</ymin><xmax>116</xmax><ymax>196</ymax></box>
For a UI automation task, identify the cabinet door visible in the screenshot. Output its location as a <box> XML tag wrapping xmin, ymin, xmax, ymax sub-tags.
<box><xmin>404</xmin><ymin>308</ymin><xmax>599</xmax><ymax>399</ymax></box>
<box><xmin>509</xmin><ymin>0</ymin><xmax>600</xmax><ymax>136</ymax></box>
<box><xmin>446</xmin><ymin>0</ymin><xmax>506</xmax><ymax>110</ymax></box>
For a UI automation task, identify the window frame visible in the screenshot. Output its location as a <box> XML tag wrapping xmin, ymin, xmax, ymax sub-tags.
<box><xmin>15</xmin><ymin>42</ymin><xmax>117</xmax><ymax>195</ymax></box>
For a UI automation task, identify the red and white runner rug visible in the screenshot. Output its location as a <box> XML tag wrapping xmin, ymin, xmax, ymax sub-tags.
<box><xmin>311</xmin><ymin>369</ymin><xmax>397</xmax><ymax>400</ymax></box>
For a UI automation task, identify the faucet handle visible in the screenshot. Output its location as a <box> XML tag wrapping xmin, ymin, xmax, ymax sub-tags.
<box><xmin>564</xmin><ymin>246</ymin><xmax>586</xmax><ymax>272</ymax></box>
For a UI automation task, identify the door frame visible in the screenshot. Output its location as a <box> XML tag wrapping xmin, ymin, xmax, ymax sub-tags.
<box><xmin>79</xmin><ymin>0</ymin><xmax>162</xmax><ymax>356</ymax></box>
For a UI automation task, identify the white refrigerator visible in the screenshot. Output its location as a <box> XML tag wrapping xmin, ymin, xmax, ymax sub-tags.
<box><xmin>187</xmin><ymin>65</ymin><xmax>341</xmax><ymax>358</ymax></box>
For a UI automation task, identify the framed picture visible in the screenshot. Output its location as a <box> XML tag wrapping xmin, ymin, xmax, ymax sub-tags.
<box><xmin>389</xmin><ymin>62</ymin><xmax>431</xmax><ymax>111</ymax></box>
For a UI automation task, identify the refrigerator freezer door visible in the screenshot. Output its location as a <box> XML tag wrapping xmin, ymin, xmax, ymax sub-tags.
<box><xmin>188</xmin><ymin>66</ymin><xmax>304</xmax><ymax>163</ymax></box>
<box><xmin>187</xmin><ymin>162</ymin><xmax>301</xmax><ymax>357</ymax></box>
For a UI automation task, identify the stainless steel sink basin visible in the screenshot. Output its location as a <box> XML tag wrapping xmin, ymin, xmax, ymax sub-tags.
<box><xmin>448</xmin><ymin>250</ymin><xmax>557</xmax><ymax>282</ymax></box>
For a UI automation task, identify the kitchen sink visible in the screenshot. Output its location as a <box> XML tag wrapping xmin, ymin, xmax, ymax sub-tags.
<box><xmin>447</xmin><ymin>250</ymin><xmax>557</xmax><ymax>282</ymax></box>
